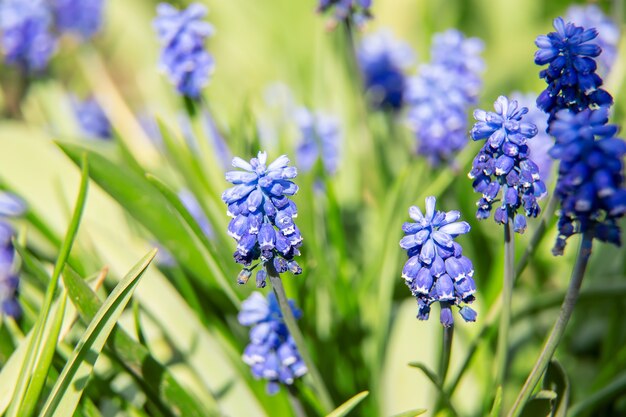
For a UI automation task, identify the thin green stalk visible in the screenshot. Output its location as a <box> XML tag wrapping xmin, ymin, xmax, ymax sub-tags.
<box><xmin>495</xmin><ymin>220</ymin><xmax>515</xmax><ymax>388</ymax></box>
<box><xmin>287</xmin><ymin>385</ymin><xmax>307</xmax><ymax>417</ymax></box>
<box><xmin>507</xmin><ymin>230</ymin><xmax>594</xmax><ymax>417</ymax></box>
<box><xmin>439</xmin><ymin>325</ymin><xmax>454</xmax><ymax>383</ymax></box>
<box><xmin>267</xmin><ymin>266</ymin><xmax>334</xmax><ymax>412</ymax></box>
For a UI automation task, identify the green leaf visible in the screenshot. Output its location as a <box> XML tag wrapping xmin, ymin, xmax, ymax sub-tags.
<box><xmin>488</xmin><ymin>386</ymin><xmax>503</xmax><ymax>417</ymax></box>
<box><xmin>39</xmin><ymin>249</ymin><xmax>157</xmax><ymax>417</ymax></box>
<box><xmin>519</xmin><ymin>390</ymin><xmax>557</xmax><ymax>417</ymax></box>
<box><xmin>62</xmin><ymin>265</ymin><xmax>218</xmax><ymax>417</ymax></box>
<box><xmin>542</xmin><ymin>360</ymin><xmax>570</xmax><ymax>417</ymax></box>
<box><xmin>57</xmin><ymin>143</ymin><xmax>239</xmax><ymax>309</ymax></box>
<box><xmin>391</xmin><ymin>409</ymin><xmax>428</xmax><ymax>417</ymax></box>
<box><xmin>7</xmin><ymin>155</ymin><xmax>89</xmax><ymax>417</ymax></box>
<box><xmin>325</xmin><ymin>391</ymin><xmax>369</xmax><ymax>417</ymax></box>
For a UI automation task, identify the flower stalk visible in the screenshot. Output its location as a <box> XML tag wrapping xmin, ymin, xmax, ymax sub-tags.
<box><xmin>495</xmin><ymin>219</ymin><xmax>515</xmax><ymax>387</ymax></box>
<box><xmin>507</xmin><ymin>230</ymin><xmax>594</xmax><ymax>417</ymax></box>
<box><xmin>267</xmin><ymin>265</ymin><xmax>334</xmax><ymax>412</ymax></box>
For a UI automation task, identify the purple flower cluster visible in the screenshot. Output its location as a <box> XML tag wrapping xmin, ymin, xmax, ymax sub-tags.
<box><xmin>153</xmin><ymin>3</ymin><xmax>214</xmax><ymax>99</ymax></box>
<box><xmin>549</xmin><ymin>107</ymin><xmax>626</xmax><ymax>254</ymax></box>
<box><xmin>72</xmin><ymin>97</ymin><xmax>112</xmax><ymax>140</ymax></box>
<box><xmin>0</xmin><ymin>0</ymin><xmax>56</xmax><ymax>71</ymax></box>
<box><xmin>52</xmin><ymin>0</ymin><xmax>105</xmax><ymax>39</ymax></box>
<box><xmin>399</xmin><ymin>197</ymin><xmax>477</xmax><ymax>327</ymax></box>
<box><xmin>566</xmin><ymin>4</ymin><xmax>620</xmax><ymax>77</ymax></box>
<box><xmin>535</xmin><ymin>17</ymin><xmax>613</xmax><ymax>120</ymax></box>
<box><xmin>469</xmin><ymin>96</ymin><xmax>546</xmax><ymax>233</ymax></box>
<box><xmin>238</xmin><ymin>292</ymin><xmax>307</xmax><ymax>394</ymax></box>
<box><xmin>357</xmin><ymin>29</ymin><xmax>414</xmax><ymax>111</ymax></box>
<box><xmin>317</xmin><ymin>0</ymin><xmax>372</xmax><ymax>26</ymax></box>
<box><xmin>0</xmin><ymin>192</ymin><xmax>26</xmax><ymax>318</ymax></box>
<box><xmin>406</xmin><ymin>29</ymin><xmax>484</xmax><ymax>165</ymax></box>
<box><xmin>222</xmin><ymin>152</ymin><xmax>303</xmax><ymax>286</ymax></box>
<box><xmin>295</xmin><ymin>108</ymin><xmax>340</xmax><ymax>176</ymax></box>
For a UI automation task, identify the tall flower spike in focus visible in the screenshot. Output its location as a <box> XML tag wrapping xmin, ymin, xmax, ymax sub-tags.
<box><xmin>548</xmin><ymin>107</ymin><xmax>626</xmax><ymax>254</ymax></box>
<box><xmin>566</xmin><ymin>4</ymin><xmax>620</xmax><ymax>77</ymax></box>
<box><xmin>406</xmin><ymin>29</ymin><xmax>484</xmax><ymax>165</ymax></box>
<box><xmin>357</xmin><ymin>29</ymin><xmax>414</xmax><ymax>111</ymax></box>
<box><xmin>238</xmin><ymin>292</ymin><xmax>307</xmax><ymax>394</ymax></box>
<box><xmin>222</xmin><ymin>152</ymin><xmax>303</xmax><ymax>287</ymax></box>
<box><xmin>399</xmin><ymin>196</ymin><xmax>477</xmax><ymax>327</ymax></box>
<box><xmin>295</xmin><ymin>108</ymin><xmax>341</xmax><ymax>176</ymax></box>
<box><xmin>52</xmin><ymin>0</ymin><xmax>106</xmax><ymax>39</ymax></box>
<box><xmin>535</xmin><ymin>17</ymin><xmax>613</xmax><ymax>120</ymax></box>
<box><xmin>469</xmin><ymin>96</ymin><xmax>547</xmax><ymax>233</ymax></box>
<box><xmin>0</xmin><ymin>0</ymin><xmax>56</xmax><ymax>72</ymax></box>
<box><xmin>153</xmin><ymin>2</ymin><xmax>214</xmax><ymax>99</ymax></box>
<box><xmin>0</xmin><ymin>192</ymin><xmax>26</xmax><ymax>318</ymax></box>
<box><xmin>317</xmin><ymin>0</ymin><xmax>372</xmax><ymax>27</ymax></box>
<box><xmin>72</xmin><ymin>96</ymin><xmax>112</xmax><ymax>140</ymax></box>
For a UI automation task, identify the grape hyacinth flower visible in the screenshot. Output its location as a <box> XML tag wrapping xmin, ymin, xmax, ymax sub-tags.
<box><xmin>511</xmin><ymin>92</ymin><xmax>554</xmax><ymax>183</ymax></box>
<box><xmin>0</xmin><ymin>192</ymin><xmax>26</xmax><ymax>318</ymax></box>
<box><xmin>357</xmin><ymin>29</ymin><xmax>414</xmax><ymax>111</ymax></box>
<box><xmin>0</xmin><ymin>0</ymin><xmax>56</xmax><ymax>71</ymax></box>
<box><xmin>399</xmin><ymin>196</ymin><xmax>477</xmax><ymax>327</ymax></box>
<box><xmin>469</xmin><ymin>96</ymin><xmax>547</xmax><ymax>233</ymax></box>
<box><xmin>406</xmin><ymin>29</ymin><xmax>484</xmax><ymax>165</ymax></box>
<box><xmin>549</xmin><ymin>107</ymin><xmax>626</xmax><ymax>254</ymax></box>
<box><xmin>566</xmin><ymin>4</ymin><xmax>620</xmax><ymax>77</ymax></box>
<box><xmin>153</xmin><ymin>3</ymin><xmax>214</xmax><ymax>99</ymax></box>
<box><xmin>534</xmin><ymin>17</ymin><xmax>613</xmax><ymax>120</ymax></box>
<box><xmin>72</xmin><ymin>97</ymin><xmax>112</xmax><ymax>140</ymax></box>
<box><xmin>52</xmin><ymin>0</ymin><xmax>106</xmax><ymax>39</ymax></box>
<box><xmin>238</xmin><ymin>292</ymin><xmax>307</xmax><ymax>394</ymax></box>
<box><xmin>295</xmin><ymin>108</ymin><xmax>341</xmax><ymax>176</ymax></box>
<box><xmin>317</xmin><ymin>0</ymin><xmax>372</xmax><ymax>26</ymax></box>
<box><xmin>222</xmin><ymin>152</ymin><xmax>303</xmax><ymax>287</ymax></box>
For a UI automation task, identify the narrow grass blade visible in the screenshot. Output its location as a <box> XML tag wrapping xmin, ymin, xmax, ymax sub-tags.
<box><xmin>325</xmin><ymin>391</ymin><xmax>369</xmax><ymax>417</ymax></box>
<box><xmin>39</xmin><ymin>249</ymin><xmax>157</xmax><ymax>417</ymax></box>
<box><xmin>62</xmin><ymin>265</ymin><xmax>218</xmax><ymax>417</ymax></box>
<box><xmin>6</xmin><ymin>155</ymin><xmax>89</xmax><ymax>417</ymax></box>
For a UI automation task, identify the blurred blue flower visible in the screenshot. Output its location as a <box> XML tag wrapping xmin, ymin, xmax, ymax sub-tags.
<box><xmin>52</xmin><ymin>0</ymin><xmax>105</xmax><ymax>39</ymax></box>
<box><xmin>0</xmin><ymin>191</ymin><xmax>25</xmax><ymax>318</ymax></box>
<box><xmin>238</xmin><ymin>292</ymin><xmax>307</xmax><ymax>394</ymax></box>
<box><xmin>406</xmin><ymin>29</ymin><xmax>484</xmax><ymax>165</ymax></box>
<box><xmin>0</xmin><ymin>0</ymin><xmax>56</xmax><ymax>71</ymax></box>
<box><xmin>222</xmin><ymin>152</ymin><xmax>303</xmax><ymax>285</ymax></box>
<box><xmin>317</xmin><ymin>0</ymin><xmax>372</xmax><ymax>26</ymax></box>
<box><xmin>469</xmin><ymin>96</ymin><xmax>546</xmax><ymax>233</ymax></box>
<box><xmin>295</xmin><ymin>108</ymin><xmax>340</xmax><ymax>176</ymax></box>
<box><xmin>535</xmin><ymin>17</ymin><xmax>613</xmax><ymax>120</ymax></box>
<box><xmin>548</xmin><ymin>106</ymin><xmax>626</xmax><ymax>254</ymax></box>
<box><xmin>399</xmin><ymin>196</ymin><xmax>477</xmax><ymax>327</ymax></box>
<box><xmin>72</xmin><ymin>97</ymin><xmax>112</xmax><ymax>140</ymax></box>
<box><xmin>357</xmin><ymin>29</ymin><xmax>414</xmax><ymax>110</ymax></box>
<box><xmin>566</xmin><ymin>4</ymin><xmax>620</xmax><ymax>77</ymax></box>
<box><xmin>179</xmin><ymin>189</ymin><xmax>213</xmax><ymax>238</ymax></box>
<box><xmin>511</xmin><ymin>92</ymin><xmax>554</xmax><ymax>183</ymax></box>
<box><xmin>153</xmin><ymin>3</ymin><xmax>214</xmax><ymax>99</ymax></box>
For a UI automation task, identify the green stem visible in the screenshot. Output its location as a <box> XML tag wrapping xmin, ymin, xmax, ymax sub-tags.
<box><xmin>287</xmin><ymin>385</ymin><xmax>307</xmax><ymax>417</ymax></box>
<box><xmin>267</xmin><ymin>267</ymin><xmax>334</xmax><ymax>412</ymax></box>
<box><xmin>439</xmin><ymin>325</ymin><xmax>454</xmax><ymax>383</ymax></box>
<box><xmin>495</xmin><ymin>220</ymin><xmax>515</xmax><ymax>388</ymax></box>
<box><xmin>507</xmin><ymin>230</ymin><xmax>594</xmax><ymax>417</ymax></box>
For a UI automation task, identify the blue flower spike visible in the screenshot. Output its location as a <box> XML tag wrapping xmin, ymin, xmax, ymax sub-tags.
<box><xmin>317</xmin><ymin>0</ymin><xmax>372</xmax><ymax>27</ymax></box>
<box><xmin>72</xmin><ymin>97</ymin><xmax>112</xmax><ymax>140</ymax></box>
<box><xmin>222</xmin><ymin>152</ymin><xmax>303</xmax><ymax>286</ymax></box>
<box><xmin>400</xmin><ymin>196</ymin><xmax>477</xmax><ymax>327</ymax></box>
<box><xmin>534</xmin><ymin>17</ymin><xmax>613</xmax><ymax>120</ymax></box>
<box><xmin>153</xmin><ymin>2</ymin><xmax>215</xmax><ymax>99</ymax></box>
<box><xmin>548</xmin><ymin>107</ymin><xmax>626</xmax><ymax>254</ymax></box>
<box><xmin>469</xmin><ymin>96</ymin><xmax>546</xmax><ymax>233</ymax></box>
<box><xmin>0</xmin><ymin>191</ymin><xmax>26</xmax><ymax>318</ymax></box>
<box><xmin>53</xmin><ymin>0</ymin><xmax>106</xmax><ymax>39</ymax></box>
<box><xmin>295</xmin><ymin>108</ymin><xmax>341</xmax><ymax>176</ymax></box>
<box><xmin>238</xmin><ymin>292</ymin><xmax>307</xmax><ymax>394</ymax></box>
